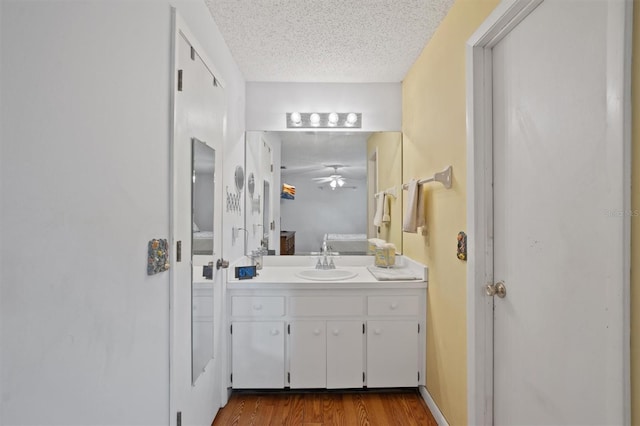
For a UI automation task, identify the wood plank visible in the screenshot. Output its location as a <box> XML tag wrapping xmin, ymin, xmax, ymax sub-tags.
<box><xmin>321</xmin><ymin>393</ymin><xmax>346</xmax><ymax>426</ymax></box>
<box><xmin>303</xmin><ymin>392</ymin><xmax>323</xmax><ymax>424</ymax></box>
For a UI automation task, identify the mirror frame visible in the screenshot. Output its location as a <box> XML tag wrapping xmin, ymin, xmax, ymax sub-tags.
<box><xmin>190</xmin><ymin>137</ymin><xmax>215</xmax><ymax>385</ymax></box>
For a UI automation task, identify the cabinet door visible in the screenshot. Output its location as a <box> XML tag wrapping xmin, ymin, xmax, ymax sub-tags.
<box><xmin>327</xmin><ymin>320</ymin><xmax>364</xmax><ymax>389</ymax></box>
<box><xmin>366</xmin><ymin>320</ymin><xmax>419</xmax><ymax>387</ymax></box>
<box><xmin>231</xmin><ymin>321</ymin><xmax>284</xmax><ymax>388</ymax></box>
<box><xmin>289</xmin><ymin>321</ymin><xmax>326</xmax><ymax>388</ymax></box>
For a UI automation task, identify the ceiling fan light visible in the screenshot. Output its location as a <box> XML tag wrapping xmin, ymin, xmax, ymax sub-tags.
<box><xmin>338</xmin><ymin>179</ymin><xmax>344</xmax><ymax>187</ymax></box>
<box><xmin>330</xmin><ymin>179</ymin><xmax>337</xmax><ymax>188</ymax></box>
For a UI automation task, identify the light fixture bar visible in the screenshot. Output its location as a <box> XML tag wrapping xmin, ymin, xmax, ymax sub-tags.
<box><xmin>286</xmin><ymin>112</ymin><xmax>362</xmax><ymax>129</ymax></box>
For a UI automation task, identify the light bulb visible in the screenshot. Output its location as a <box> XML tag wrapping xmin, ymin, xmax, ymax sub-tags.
<box><xmin>338</xmin><ymin>179</ymin><xmax>344</xmax><ymax>187</ymax></box>
<box><xmin>330</xmin><ymin>179</ymin><xmax>337</xmax><ymax>188</ymax></box>
<box><xmin>310</xmin><ymin>113</ymin><xmax>321</xmax><ymax>126</ymax></box>
<box><xmin>290</xmin><ymin>112</ymin><xmax>301</xmax><ymax>125</ymax></box>
<box><xmin>346</xmin><ymin>113</ymin><xmax>358</xmax><ymax>126</ymax></box>
<box><xmin>328</xmin><ymin>112</ymin><xmax>339</xmax><ymax>126</ymax></box>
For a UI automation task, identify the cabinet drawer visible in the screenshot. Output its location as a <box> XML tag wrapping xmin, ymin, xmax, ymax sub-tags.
<box><xmin>232</xmin><ymin>296</ymin><xmax>285</xmax><ymax>317</ymax></box>
<box><xmin>290</xmin><ymin>296</ymin><xmax>363</xmax><ymax>317</ymax></box>
<box><xmin>367</xmin><ymin>296</ymin><xmax>419</xmax><ymax>316</ymax></box>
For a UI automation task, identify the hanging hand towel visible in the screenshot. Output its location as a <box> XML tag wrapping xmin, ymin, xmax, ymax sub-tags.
<box><xmin>382</xmin><ymin>193</ymin><xmax>391</xmax><ymax>224</ymax></box>
<box><xmin>373</xmin><ymin>192</ymin><xmax>384</xmax><ymax>226</ymax></box>
<box><xmin>403</xmin><ymin>180</ymin><xmax>425</xmax><ymax>233</ymax></box>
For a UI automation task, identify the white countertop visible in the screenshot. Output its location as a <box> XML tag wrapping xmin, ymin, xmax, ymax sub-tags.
<box><xmin>225</xmin><ymin>255</ymin><xmax>428</xmax><ymax>290</ymax></box>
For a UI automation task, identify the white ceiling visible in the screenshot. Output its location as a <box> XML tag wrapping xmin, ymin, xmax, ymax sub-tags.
<box><xmin>278</xmin><ymin>131</ymin><xmax>370</xmax><ymax>181</ymax></box>
<box><xmin>204</xmin><ymin>0</ymin><xmax>455</xmax><ymax>83</ymax></box>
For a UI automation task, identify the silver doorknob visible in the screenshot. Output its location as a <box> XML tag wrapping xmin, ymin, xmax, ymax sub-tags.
<box><xmin>216</xmin><ymin>258</ymin><xmax>229</xmax><ymax>269</ymax></box>
<box><xmin>485</xmin><ymin>281</ymin><xmax>507</xmax><ymax>298</ymax></box>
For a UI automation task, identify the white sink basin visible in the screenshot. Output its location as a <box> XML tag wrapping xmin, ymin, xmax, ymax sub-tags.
<box><xmin>295</xmin><ymin>269</ymin><xmax>358</xmax><ymax>281</ymax></box>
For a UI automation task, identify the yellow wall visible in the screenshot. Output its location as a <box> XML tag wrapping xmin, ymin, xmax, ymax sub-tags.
<box><xmin>402</xmin><ymin>1</ymin><xmax>500</xmax><ymax>424</ymax></box>
<box><xmin>631</xmin><ymin>1</ymin><xmax>639</xmax><ymax>424</ymax></box>
<box><xmin>367</xmin><ymin>132</ymin><xmax>403</xmax><ymax>249</ymax></box>
<box><xmin>403</xmin><ymin>1</ymin><xmax>638</xmax><ymax>424</ymax></box>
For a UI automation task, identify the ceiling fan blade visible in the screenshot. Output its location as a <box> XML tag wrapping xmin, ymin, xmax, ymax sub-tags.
<box><xmin>312</xmin><ymin>177</ymin><xmax>333</xmax><ymax>183</ymax></box>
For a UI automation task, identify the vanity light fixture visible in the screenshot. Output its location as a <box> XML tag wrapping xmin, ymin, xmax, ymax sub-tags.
<box><xmin>286</xmin><ymin>112</ymin><xmax>362</xmax><ymax>128</ymax></box>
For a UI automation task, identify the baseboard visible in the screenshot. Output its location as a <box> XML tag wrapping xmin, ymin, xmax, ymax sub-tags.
<box><xmin>419</xmin><ymin>385</ymin><xmax>449</xmax><ymax>426</ymax></box>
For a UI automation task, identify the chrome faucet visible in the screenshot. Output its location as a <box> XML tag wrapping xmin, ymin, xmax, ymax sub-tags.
<box><xmin>315</xmin><ymin>241</ymin><xmax>335</xmax><ymax>270</ymax></box>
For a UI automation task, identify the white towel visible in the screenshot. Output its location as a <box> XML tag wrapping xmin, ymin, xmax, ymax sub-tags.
<box><xmin>382</xmin><ymin>194</ymin><xmax>390</xmax><ymax>223</ymax></box>
<box><xmin>403</xmin><ymin>179</ymin><xmax>425</xmax><ymax>233</ymax></box>
<box><xmin>373</xmin><ymin>193</ymin><xmax>384</xmax><ymax>226</ymax></box>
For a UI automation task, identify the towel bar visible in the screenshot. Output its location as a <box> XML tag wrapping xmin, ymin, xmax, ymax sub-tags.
<box><xmin>402</xmin><ymin>165</ymin><xmax>452</xmax><ymax>190</ymax></box>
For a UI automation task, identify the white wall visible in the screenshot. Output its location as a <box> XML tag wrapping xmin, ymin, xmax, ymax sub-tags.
<box><xmin>246</xmin><ymin>82</ymin><xmax>401</xmax><ymax>131</ymax></box>
<box><xmin>280</xmin><ymin>176</ymin><xmax>367</xmax><ymax>254</ymax></box>
<box><xmin>0</xmin><ymin>1</ymin><xmax>245</xmax><ymax>425</ymax></box>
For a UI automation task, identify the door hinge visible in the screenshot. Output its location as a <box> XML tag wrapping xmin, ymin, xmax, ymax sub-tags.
<box><xmin>418</xmin><ymin>323</ymin><xmax>420</xmax><ymax>333</ymax></box>
<box><xmin>418</xmin><ymin>371</ymin><xmax>420</xmax><ymax>382</ymax></box>
<box><xmin>177</xmin><ymin>70</ymin><xmax>183</xmax><ymax>92</ymax></box>
<box><xmin>362</xmin><ymin>323</ymin><xmax>365</xmax><ymax>334</ymax></box>
<box><xmin>176</xmin><ymin>240</ymin><xmax>182</xmax><ymax>262</ymax></box>
<box><xmin>230</xmin><ymin>373</ymin><xmax>232</xmax><ymax>383</ymax></box>
<box><xmin>177</xmin><ymin>411</ymin><xmax>182</xmax><ymax>426</ymax></box>
<box><xmin>190</xmin><ymin>46</ymin><xmax>195</xmax><ymax>60</ymax></box>
<box><xmin>270</xmin><ymin>164</ymin><xmax>273</xmax><ymax>172</ymax></box>
<box><xmin>230</xmin><ymin>324</ymin><xmax>232</xmax><ymax>334</ymax></box>
<box><xmin>287</xmin><ymin>372</ymin><xmax>290</xmax><ymax>383</ymax></box>
<box><xmin>287</xmin><ymin>324</ymin><xmax>290</xmax><ymax>334</ymax></box>
<box><xmin>363</xmin><ymin>372</ymin><xmax>366</xmax><ymax>383</ymax></box>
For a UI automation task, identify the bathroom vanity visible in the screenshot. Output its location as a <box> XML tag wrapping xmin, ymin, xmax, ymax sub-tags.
<box><xmin>226</xmin><ymin>256</ymin><xmax>427</xmax><ymax>390</ymax></box>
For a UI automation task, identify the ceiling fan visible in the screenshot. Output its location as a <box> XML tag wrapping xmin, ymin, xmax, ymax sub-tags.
<box><xmin>312</xmin><ymin>165</ymin><xmax>346</xmax><ymax>190</ymax></box>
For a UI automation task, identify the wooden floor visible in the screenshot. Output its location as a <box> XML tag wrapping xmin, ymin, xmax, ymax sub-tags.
<box><xmin>212</xmin><ymin>389</ymin><xmax>437</xmax><ymax>426</ymax></box>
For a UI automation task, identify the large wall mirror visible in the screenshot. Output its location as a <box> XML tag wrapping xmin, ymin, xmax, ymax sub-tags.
<box><xmin>244</xmin><ymin>131</ymin><xmax>403</xmax><ymax>256</ymax></box>
<box><xmin>191</xmin><ymin>138</ymin><xmax>215</xmax><ymax>384</ymax></box>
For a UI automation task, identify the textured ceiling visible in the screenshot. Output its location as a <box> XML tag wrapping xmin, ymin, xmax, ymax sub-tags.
<box><xmin>205</xmin><ymin>0</ymin><xmax>455</xmax><ymax>83</ymax></box>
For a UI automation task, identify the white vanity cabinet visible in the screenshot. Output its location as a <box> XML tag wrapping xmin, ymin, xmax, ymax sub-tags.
<box><xmin>228</xmin><ymin>283</ymin><xmax>426</xmax><ymax>390</ymax></box>
<box><xmin>366</xmin><ymin>320</ymin><xmax>419</xmax><ymax>387</ymax></box>
<box><xmin>289</xmin><ymin>319</ymin><xmax>364</xmax><ymax>389</ymax></box>
<box><xmin>230</xmin><ymin>296</ymin><xmax>286</xmax><ymax>388</ymax></box>
<box><xmin>231</xmin><ymin>321</ymin><xmax>285</xmax><ymax>388</ymax></box>
<box><xmin>289</xmin><ymin>320</ymin><xmax>327</xmax><ymax>388</ymax></box>
<box><xmin>366</xmin><ymin>295</ymin><xmax>421</xmax><ymax>387</ymax></box>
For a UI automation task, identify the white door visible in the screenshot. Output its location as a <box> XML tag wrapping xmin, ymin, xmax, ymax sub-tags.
<box><xmin>366</xmin><ymin>320</ymin><xmax>419</xmax><ymax>387</ymax></box>
<box><xmin>327</xmin><ymin>320</ymin><xmax>364</xmax><ymax>389</ymax></box>
<box><xmin>289</xmin><ymin>321</ymin><xmax>327</xmax><ymax>388</ymax></box>
<box><xmin>231</xmin><ymin>321</ymin><xmax>285</xmax><ymax>388</ymax></box>
<box><xmin>490</xmin><ymin>0</ymin><xmax>629</xmax><ymax>423</ymax></box>
<box><xmin>170</xmin><ymin>14</ymin><xmax>225</xmax><ymax>426</ymax></box>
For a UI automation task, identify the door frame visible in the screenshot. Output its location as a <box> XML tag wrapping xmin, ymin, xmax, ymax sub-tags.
<box><xmin>465</xmin><ymin>0</ymin><xmax>633</xmax><ymax>423</ymax></box>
